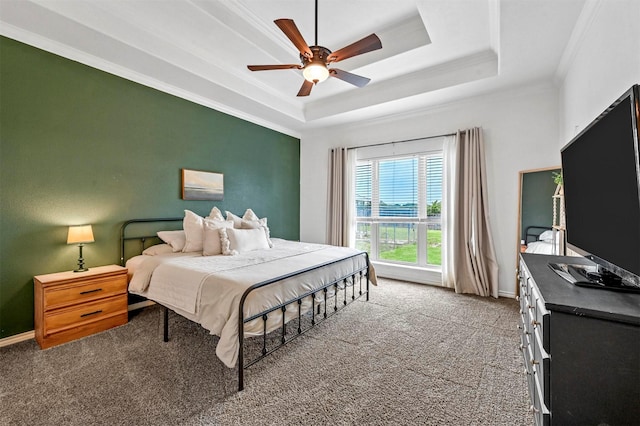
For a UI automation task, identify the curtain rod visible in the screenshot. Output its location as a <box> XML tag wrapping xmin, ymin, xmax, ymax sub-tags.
<box><xmin>346</xmin><ymin>132</ymin><xmax>455</xmax><ymax>150</ymax></box>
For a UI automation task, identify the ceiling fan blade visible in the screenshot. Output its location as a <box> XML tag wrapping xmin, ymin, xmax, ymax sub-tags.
<box><xmin>329</xmin><ymin>69</ymin><xmax>371</xmax><ymax>87</ymax></box>
<box><xmin>275</xmin><ymin>19</ymin><xmax>313</xmax><ymax>58</ymax></box>
<box><xmin>328</xmin><ymin>34</ymin><xmax>382</xmax><ymax>63</ymax></box>
<box><xmin>297</xmin><ymin>80</ymin><xmax>314</xmax><ymax>97</ymax></box>
<box><xmin>247</xmin><ymin>64</ymin><xmax>301</xmax><ymax>71</ymax></box>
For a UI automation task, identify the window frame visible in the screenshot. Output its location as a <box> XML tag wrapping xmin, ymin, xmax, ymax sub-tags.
<box><xmin>354</xmin><ymin>138</ymin><xmax>444</xmax><ymax>271</ymax></box>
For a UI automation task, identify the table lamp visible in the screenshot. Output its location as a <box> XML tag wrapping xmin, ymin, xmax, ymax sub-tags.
<box><xmin>67</xmin><ymin>225</ymin><xmax>94</xmax><ymax>272</ymax></box>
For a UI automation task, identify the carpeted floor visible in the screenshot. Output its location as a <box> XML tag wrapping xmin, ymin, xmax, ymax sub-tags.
<box><xmin>0</xmin><ymin>278</ymin><xmax>532</xmax><ymax>425</ymax></box>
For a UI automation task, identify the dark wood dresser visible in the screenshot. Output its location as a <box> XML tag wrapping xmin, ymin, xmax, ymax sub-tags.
<box><xmin>518</xmin><ymin>253</ymin><xmax>640</xmax><ymax>426</ymax></box>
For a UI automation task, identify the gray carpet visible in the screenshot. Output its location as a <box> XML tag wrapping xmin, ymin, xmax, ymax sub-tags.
<box><xmin>0</xmin><ymin>278</ymin><xmax>531</xmax><ymax>425</ymax></box>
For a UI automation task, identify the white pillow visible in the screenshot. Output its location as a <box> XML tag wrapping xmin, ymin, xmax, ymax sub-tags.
<box><xmin>226</xmin><ymin>211</ymin><xmax>244</xmax><ymax>228</ymax></box>
<box><xmin>243</xmin><ymin>208</ymin><xmax>260</xmax><ymax>222</ymax></box>
<box><xmin>206</xmin><ymin>206</ymin><xmax>224</xmax><ymax>221</ymax></box>
<box><xmin>157</xmin><ymin>230</ymin><xmax>186</xmax><ymax>252</ymax></box>
<box><xmin>142</xmin><ymin>244</ymin><xmax>174</xmax><ymax>256</ymax></box>
<box><xmin>240</xmin><ymin>219</ymin><xmax>273</xmax><ymax>247</ymax></box>
<box><xmin>202</xmin><ymin>219</ymin><xmax>234</xmax><ymax>256</ymax></box>
<box><xmin>226</xmin><ymin>209</ymin><xmax>266</xmax><ymax>228</ymax></box>
<box><xmin>219</xmin><ymin>227</ymin><xmax>270</xmax><ymax>255</ymax></box>
<box><xmin>539</xmin><ymin>230</ymin><xmax>554</xmax><ymax>242</ymax></box>
<box><xmin>182</xmin><ymin>210</ymin><xmax>205</xmax><ymax>252</ymax></box>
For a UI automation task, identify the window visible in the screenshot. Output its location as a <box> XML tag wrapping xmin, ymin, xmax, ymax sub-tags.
<box><xmin>355</xmin><ymin>151</ymin><xmax>443</xmax><ymax>268</ymax></box>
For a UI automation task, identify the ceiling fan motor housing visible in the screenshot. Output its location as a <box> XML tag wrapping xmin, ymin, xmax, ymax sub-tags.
<box><xmin>301</xmin><ymin>46</ymin><xmax>332</xmax><ymax>66</ymax></box>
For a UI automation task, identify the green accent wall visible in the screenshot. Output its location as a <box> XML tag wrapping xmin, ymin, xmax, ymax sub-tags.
<box><xmin>0</xmin><ymin>36</ymin><xmax>300</xmax><ymax>339</ymax></box>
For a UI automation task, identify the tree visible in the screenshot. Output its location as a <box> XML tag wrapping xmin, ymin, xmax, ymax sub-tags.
<box><xmin>427</xmin><ymin>200</ymin><xmax>441</xmax><ymax>216</ymax></box>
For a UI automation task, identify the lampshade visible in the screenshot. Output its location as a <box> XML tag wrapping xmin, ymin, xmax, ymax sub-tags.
<box><xmin>303</xmin><ymin>61</ymin><xmax>329</xmax><ymax>84</ymax></box>
<box><xmin>67</xmin><ymin>225</ymin><xmax>94</xmax><ymax>245</ymax></box>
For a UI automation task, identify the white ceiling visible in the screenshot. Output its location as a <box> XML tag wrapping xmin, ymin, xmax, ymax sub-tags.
<box><xmin>0</xmin><ymin>0</ymin><xmax>587</xmax><ymax>138</ymax></box>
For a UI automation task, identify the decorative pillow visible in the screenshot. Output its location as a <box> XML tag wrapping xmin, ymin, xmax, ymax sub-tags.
<box><xmin>226</xmin><ymin>211</ymin><xmax>244</xmax><ymax>228</ymax></box>
<box><xmin>142</xmin><ymin>244</ymin><xmax>174</xmax><ymax>256</ymax></box>
<box><xmin>539</xmin><ymin>230</ymin><xmax>554</xmax><ymax>242</ymax></box>
<box><xmin>157</xmin><ymin>230</ymin><xmax>186</xmax><ymax>252</ymax></box>
<box><xmin>226</xmin><ymin>209</ymin><xmax>266</xmax><ymax>228</ymax></box>
<box><xmin>243</xmin><ymin>208</ymin><xmax>260</xmax><ymax>222</ymax></box>
<box><xmin>240</xmin><ymin>219</ymin><xmax>273</xmax><ymax>247</ymax></box>
<box><xmin>218</xmin><ymin>227</ymin><xmax>237</xmax><ymax>256</ymax></box>
<box><xmin>202</xmin><ymin>219</ymin><xmax>234</xmax><ymax>256</ymax></box>
<box><xmin>206</xmin><ymin>206</ymin><xmax>224</xmax><ymax>221</ymax></box>
<box><xmin>182</xmin><ymin>210</ymin><xmax>206</xmax><ymax>252</ymax></box>
<box><xmin>219</xmin><ymin>227</ymin><xmax>270</xmax><ymax>255</ymax></box>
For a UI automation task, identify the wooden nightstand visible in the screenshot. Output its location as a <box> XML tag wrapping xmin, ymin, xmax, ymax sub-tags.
<box><xmin>34</xmin><ymin>265</ymin><xmax>128</xmax><ymax>349</ymax></box>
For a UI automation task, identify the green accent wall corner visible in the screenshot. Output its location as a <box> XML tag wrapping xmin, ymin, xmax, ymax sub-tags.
<box><xmin>0</xmin><ymin>36</ymin><xmax>300</xmax><ymax>339</ymax></box>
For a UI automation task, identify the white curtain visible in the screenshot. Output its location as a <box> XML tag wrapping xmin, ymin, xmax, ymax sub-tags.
<box><xmin>442</xmin><ymin>128</ymin><xmax>499</xmax><ymax>297</ymax></box>
<box><xmin>327</xmin><ymin>147</ymin><xmax>356</xmax><ymax>247</ymax></box>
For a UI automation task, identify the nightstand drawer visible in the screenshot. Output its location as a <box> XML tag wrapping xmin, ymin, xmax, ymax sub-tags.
<box><xmin>44</xmin><ymin>294</ymin><xmax>127</xmax><ymax>336</ymax></box>
<box><xmin>44</xmin><ymin>274</ymin><xmax>127</xmax><ymax>310</ymax></box>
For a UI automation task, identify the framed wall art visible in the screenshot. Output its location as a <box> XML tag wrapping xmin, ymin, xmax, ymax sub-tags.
<box><xmin>181</xmin><ymin>169</ymin><xmax>224</xmax><ymax>201</ymax></box>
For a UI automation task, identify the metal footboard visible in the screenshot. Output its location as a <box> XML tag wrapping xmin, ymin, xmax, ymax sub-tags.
<box><xmin>237</xmin><ymin>251</ymin><xmax>370</xmax><ymax>391</ymax></box>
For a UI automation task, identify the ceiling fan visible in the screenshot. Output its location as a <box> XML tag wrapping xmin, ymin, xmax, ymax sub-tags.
<box><xmin>247</xmin><ymin>0</ymin><xmax>382</xmax><ymax>97</ymax></box>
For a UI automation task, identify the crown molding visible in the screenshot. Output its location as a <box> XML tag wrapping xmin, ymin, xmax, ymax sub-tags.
<box><xmin>554</xmin><ymin>0</ymin><xmax>602</xmax><ymax>84</ymax></box>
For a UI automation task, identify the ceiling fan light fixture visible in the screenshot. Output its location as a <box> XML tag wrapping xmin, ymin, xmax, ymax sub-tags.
<box><xmin>303</xmin><ymin>61</ymin><xmax>329</xmax><ymax>84</ymax></box>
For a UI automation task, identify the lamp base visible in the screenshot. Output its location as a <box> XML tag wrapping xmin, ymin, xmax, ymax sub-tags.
<box><xmin>73</xmin><ymin>244</ymin><xmax>89</xmax><ymax>273</ymax></box>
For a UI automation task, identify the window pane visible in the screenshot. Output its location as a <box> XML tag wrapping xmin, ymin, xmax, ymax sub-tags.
<box><xmin>356</xmin><ymin>162</ymin><xmax>372</xmax><ymax>217</ymax></box>
<box><xmin>378</xmin><ymin>222</ymin><xmax>417</xmax><ymax>263</ymax></box>
<box><xmin>355</xmin><ymin>222</ymin><xmax>371</xmax><ymax>254</ymax></box>
<box><xmin>426</xmin><ymin>155</ymin><xmax>443</xmax><ymax>218</ymax></box>
<box><xmin>379</xmin><ymin>158</ymin><xmax>418</xmax><ymax>217</ymax></box>
<box><xmin>427</xmin><ymin>223</ymin><xmax>442</xmax><ymax>266</ymax></box>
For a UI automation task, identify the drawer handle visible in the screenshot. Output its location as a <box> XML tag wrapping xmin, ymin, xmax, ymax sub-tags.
<box><xmin>531</xmin><ymin>319</ymin><xmax>540</xmax><ymax>327</ymax></box>
<box><xmin>80</xmin><ymin>310</ymin><xmax>103</xmax><ymax>318</ymax></box>
<box><xmin>80</xmin><ymin>288</ymin><xmax>103</xmax><ymax>295</ymax></box>
<box><xmin>530</xmin><ymin>359</ymin><xmax>539</xmax><ymax>366</ymax></box>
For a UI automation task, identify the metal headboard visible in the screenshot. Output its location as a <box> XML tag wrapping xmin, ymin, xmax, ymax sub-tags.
<box><xmin>524</xmin><ymin>225</ymin><xmax>552</xmax><ymax>245</ymax></box>
<box><xmin>119</xmin><ymin>217</ymin><xmax>183</xmax><ymax>266</ymax></box>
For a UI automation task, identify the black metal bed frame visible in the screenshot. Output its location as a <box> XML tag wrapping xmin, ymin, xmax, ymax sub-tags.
<box><xmin>524</xmin><ymin>225</ymin><xmax>553</xmax><ymax>245</ymax></box>
<box><xmin>120</xmin><ymin>218</ymin><xmax>370</xmax><ymax>391</ymax></box>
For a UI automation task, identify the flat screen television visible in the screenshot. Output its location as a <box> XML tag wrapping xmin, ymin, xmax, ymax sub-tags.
<box><xmin>556</xmin><ymin>84</ymin><xmax>640</xmax><ymax>290</ymax></box>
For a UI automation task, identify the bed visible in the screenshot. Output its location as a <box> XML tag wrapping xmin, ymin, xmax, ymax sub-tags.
<box><xmin>523</xmin><ymin>226</ymin><xmax>559</xmax><ymax>255</ymax></box>
<box><xmin>120</xmin><ymin>212</ymin><xmax>374</xmax><ymax>391</ymax></box>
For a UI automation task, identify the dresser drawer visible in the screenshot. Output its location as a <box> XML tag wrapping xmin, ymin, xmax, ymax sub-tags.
<box><xmin>532</xmin><ymin>326</ymin><xmax>550</xmax><ymax>408</ymax></box>
<box><xmin>44</xmin><ymin>294</ymin><xmax>127</xmax><ymax>336</ymax></box>
<box><xmin>532</xmin><ymin>368</ymin><xmax>551</xmax><ymax>426</ymax></box>
<box><xmin>43</xmin><ymin>274</ymin><xmax>127</xmax><ymax>310</ymax></box>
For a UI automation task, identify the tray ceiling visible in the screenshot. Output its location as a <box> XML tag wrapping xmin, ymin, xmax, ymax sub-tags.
<box><xmin>0</xmin><ymin>0</ymin><xmax>587</xmax><ymax>137</ymax></box>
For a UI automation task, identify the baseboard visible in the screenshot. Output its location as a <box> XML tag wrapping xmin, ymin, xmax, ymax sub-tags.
<box><xmin>498</xmin><ymin>290</ymin><xmax>516</xmax><ymax>299</ymax></box>
<box><xmin>0</xmin><ymin>330</ymin><xmax>34</xmax><ymax>348</ymax></box>
<box><xmin>0</xmin><ymin>301</ymin><xmax>157</xmax><ymax>348</ymax></box>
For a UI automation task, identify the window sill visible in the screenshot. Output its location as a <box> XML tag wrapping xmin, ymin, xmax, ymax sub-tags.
<box><xmin>371</xmin><ymin>261</ymin><xmax>442</xmax><ymax>286</ymax></box>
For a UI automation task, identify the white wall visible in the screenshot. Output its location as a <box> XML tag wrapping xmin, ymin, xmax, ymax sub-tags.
<box><xmin>559</xmin><ymin>0</ymin><xmax>640</xmax><ymax>145</ymax></box>
<box><xmin>300</xmin><ymin>83</ymin><xmax>560</xmax><ymax>297</ymax></box>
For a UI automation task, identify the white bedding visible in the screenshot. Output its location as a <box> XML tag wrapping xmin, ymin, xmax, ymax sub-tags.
<box><xmin>127</xmin><ymin>239</ymin><xmax>374</xmax><ymax>368</ymax></box>
<box><xmin>525</xmin><ymin>240</ymin><xmax>557</xmax><ymax>254</ymax></box>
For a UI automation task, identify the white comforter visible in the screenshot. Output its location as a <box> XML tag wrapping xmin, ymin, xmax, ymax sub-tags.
<box><xmin>127</xmin><ymin>239</ymin><xmax>374</xmax><ymax>367</ymax></box>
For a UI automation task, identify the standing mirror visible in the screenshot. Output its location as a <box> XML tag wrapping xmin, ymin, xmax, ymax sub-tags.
<box><xmin>516</xmin><ymin>166</ymin><xmax>563</xmax><ymax>289</ymax></box>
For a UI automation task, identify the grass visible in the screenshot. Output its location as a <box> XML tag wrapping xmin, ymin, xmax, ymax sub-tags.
<box><xmin>356</xmin><ymin>227</ymin><xmax>442</xmax><ymax>266</ymax></box>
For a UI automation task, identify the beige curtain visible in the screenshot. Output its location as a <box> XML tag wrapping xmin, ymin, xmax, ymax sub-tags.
<box><xmin>327</xmin><ymin>147</ymin><xmax>356</xmax><ymax>247</ymax></box>
<box><xmin>442</xmin><ymin>128</ymin><xmax>499</xmax><ymax>297</ymax></box>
